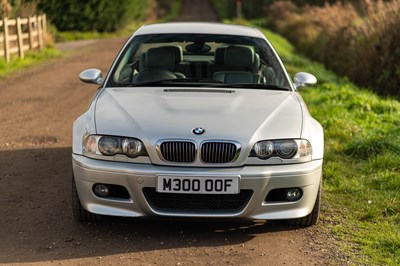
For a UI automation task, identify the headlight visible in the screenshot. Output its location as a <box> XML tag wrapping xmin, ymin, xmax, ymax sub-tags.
<box><xmin>251</xmin><ymin>139</ymin><xmax>312</xmax><ymax>161</ymax></box>
<box><xmin>98</xmin><ymin>136</ymin><xmax>121</xmax><ymax>156</ymax></box>
<box><xmin>83</xmin><ymin>135</ymin><xmax>147</xmax><ymax>158</ymax></box>
<box><xmin>275</xmin><ymin>140</ymin><xmax>298</xmax><ymax>159</ymax></box>
<box><xmin>253</xmin><ymin>140</ymin><xmax>274</xmax><ymax>159</ymax></box>
<box><xmin>121</xmin><ymin>138</ymin><xmax>145</xmax><ymax>157</ymax></box>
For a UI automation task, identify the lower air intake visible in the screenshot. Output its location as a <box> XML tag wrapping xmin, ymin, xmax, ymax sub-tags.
<box><xmin>143</xmin><ymin>188</ymin><xmax>253</xmax><ymax>213</ymax></box>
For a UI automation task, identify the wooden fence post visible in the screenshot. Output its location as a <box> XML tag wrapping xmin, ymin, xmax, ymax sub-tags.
<box><xmin>42</xmin><ymin>14</ymin><xmax>47</xmax><ymax>36</ymax></box>
<box><xmin>37</xmin><ymin>15</ymin><xmax>43</xmax><ymax>50</ymax></box>
<box><xmin>16</xmin><ymin>17</ymin><xmax>24</xmax><ymax>59</ymax></box>
<box><xmin>3</xmin><ymin>18</ymin><xmax>10</xmax><ymax>63</ymax></box>
<box><xmin>28</xmin><ymin>16</ymin><xmax>33</xmax><ymax>50</ymax></box>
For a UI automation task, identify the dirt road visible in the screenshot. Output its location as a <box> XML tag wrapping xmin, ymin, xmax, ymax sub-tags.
<box><xmin>0</xmin><ymin>1</ymin><xmax>331</xmax><ymax>265</ymax></box>
<box><xmin>175</xmin><ymin>0</ymin><xmax>218</xmax><ymax>22</ymax></box>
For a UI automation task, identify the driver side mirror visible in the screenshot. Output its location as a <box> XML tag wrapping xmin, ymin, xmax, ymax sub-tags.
<box><xmin>79</xmin><ymin>68</ymin><xmax>103</xmax><ymax>85</ymax></box>
<box><xmin>294</xmin><ymin>72</ymin><xmax>317</xmax><ymax>89</ymax></box>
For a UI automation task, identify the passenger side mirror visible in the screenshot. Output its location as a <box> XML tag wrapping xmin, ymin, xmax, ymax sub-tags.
<box><xmin>294</xmin><ymin>72</ymin><xmax>317</xmax><ymax>89</ymax></box>
<box><xmin>79</xmin><ymin>68</ymin><xmax>103</xmax><ymax>85</ymax></box>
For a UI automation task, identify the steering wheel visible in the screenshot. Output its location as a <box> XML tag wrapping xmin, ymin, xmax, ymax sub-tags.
<box><xmin>135</xmin><ymin>66</ymin><xmax>177</xmax><ymax>83</ymax></box>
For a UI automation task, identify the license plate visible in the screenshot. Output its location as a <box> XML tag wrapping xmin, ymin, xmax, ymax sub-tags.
<box><xmin>156</xmin><ymin>175</ymin><xmax>240</xmax><ymax>194</ymax></box>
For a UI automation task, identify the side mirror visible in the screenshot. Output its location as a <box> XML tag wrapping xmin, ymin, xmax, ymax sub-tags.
<box><xmin>79</xmin><ymin>68</ymin><xmax>103</xmax><ymax>85</ymax></box>
<box><xmin>294</xmin><ymin>72</ymin><xmax>317</xmax><ymax>89</ymax></box>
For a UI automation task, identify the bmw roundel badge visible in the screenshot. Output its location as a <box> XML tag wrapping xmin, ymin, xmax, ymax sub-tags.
<box><xmin>192</xmin><ymin>127</ymin><xmax>205</xmax><ymax>135</ymax></box>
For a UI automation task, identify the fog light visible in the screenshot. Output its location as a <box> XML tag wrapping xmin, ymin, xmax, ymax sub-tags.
<box><xmin>286</xmin><ymin>188</ymin><xmax>302</xmax><ymax>201</ymax></box>
<box><xmin>93</xmin><ymin>184</ymin><xmax>110</xmax><ymax>197</ymax></box>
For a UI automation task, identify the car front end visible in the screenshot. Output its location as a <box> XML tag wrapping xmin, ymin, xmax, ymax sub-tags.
<box><xmin>72</xmin><ymin>23</ymin><xmax>324</xmax><ymax>226</ymax></box>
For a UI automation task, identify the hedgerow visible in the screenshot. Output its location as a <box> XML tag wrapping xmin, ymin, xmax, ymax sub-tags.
<box><xmin>38</xmin><ymin>0</ymin><xmax>151</xmax><ymax>32</ymax></box>
<box><xmin>265</xmin><ymin>0</ymin><xmax>400</xmax><ymax>97</ymax></box>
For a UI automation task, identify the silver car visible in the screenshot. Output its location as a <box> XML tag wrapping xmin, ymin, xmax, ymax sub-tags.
<box><xmin>73</xmin><ymin>22</ymin><xmax>323</xmax><ymax>226</ymax></box>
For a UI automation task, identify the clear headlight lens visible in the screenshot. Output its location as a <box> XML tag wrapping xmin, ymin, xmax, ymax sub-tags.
<box><xmin>253</xmin><ymin>141</ymin><xmax>274</xmax><ymax>159</ymax></box>
<box><xmin>275</xmin><ymin>140</ymin><xmax>298</xmax><ymax>159</ymax></box>
<box><xmin>83</xmin><ymin>135</ymin><xmax>147</xmax><ymax>158</ymax></box>
<box><xmin>121</xmin><ymin>138</ymin><xmax>145</xmax><ymax>157</ymax></box>
<box><xmin>251</xmin><ymin>139</ymin><xmax>312</xmax><ymax>161</ymax></box>
<box><xmin>98</xmin><ymin>136</ymin><xmax>121</xmax><ymax>156</ymax></box>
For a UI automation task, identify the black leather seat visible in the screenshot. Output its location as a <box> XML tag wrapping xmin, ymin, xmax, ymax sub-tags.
<box><xmin>213</xmin><ymin>46</ymin><xmax>260</xmax><ymax>84</ymax></box>
<box><xmin>140</xmin><ymin>46</ymin><xmax>186</xmax><ymax>79</ymax></box>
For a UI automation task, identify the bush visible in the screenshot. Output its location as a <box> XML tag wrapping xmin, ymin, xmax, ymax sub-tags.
<box><xmin>38</xmin><ymin>0</ymin><xmax>150</xmax><ymax>32</ymax></box>
<box><xmin>1</xmin><ymin>0</ymin><xmax>38</xmax><ymax>18</ymax></box>
<box><xmin>266</xmin><ymin>0</ymin><xmax>400</xmax><ymax>97</ymax></box>
<box><xmin>210</xmin><ymin>0</ymin><xmax>265</xmax><ymax>20</ymax></box>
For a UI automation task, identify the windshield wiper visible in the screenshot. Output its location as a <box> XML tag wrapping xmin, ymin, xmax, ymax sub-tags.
<box><xmin>130</xmin><ymin>79</ymin><xmax>290</xmax><ymax>90</ymax></box>
<box><xmin>131</xmin><ymin>78</ymin><xmax>223</xmax><ymax>87</ymax></box>
<box><xmin>217</xmin><ymin>83</ymin><xmax>291</xmax><ymax>91</ymax></box>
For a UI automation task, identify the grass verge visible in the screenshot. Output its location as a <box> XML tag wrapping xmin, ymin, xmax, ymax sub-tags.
<box><xmin>261</xmin><ymin>24</ymin><xmax>400</xmax><ymax>265</ymax></box>
<box><xmin>0</xmin><ymin>48</ymin><xmax>62</xmax><ymax>79</ymax></box>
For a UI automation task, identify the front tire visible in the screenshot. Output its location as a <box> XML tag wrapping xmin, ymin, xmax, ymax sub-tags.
<box><xmin>286</xmin><ymin>183</ymin><xmax>322</xmax><ymax>227</ymax></box>
<box><xmin>72</xmin><ymin>175</ymin><xmax>101</xmax><ymax>222</ymax></box>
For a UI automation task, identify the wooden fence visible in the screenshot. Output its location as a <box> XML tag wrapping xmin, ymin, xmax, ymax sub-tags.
<box><xmin>0</xmin><ymin>14</ymin><xmax>46</xmax><ymax>63</ymax></box>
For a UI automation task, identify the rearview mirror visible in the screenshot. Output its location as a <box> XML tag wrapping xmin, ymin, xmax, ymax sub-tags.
<box><xmin>79</xmin><ymin>68</ymin><xmax>103</xmax><ymax>85</ymax></box>
<box><xmin>294</xmin><ymin>72</ymin><xmax>317</xmax><ymax>89</ymax></box>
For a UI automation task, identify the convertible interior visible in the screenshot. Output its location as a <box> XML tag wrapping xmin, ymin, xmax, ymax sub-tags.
<box><xmin>113</xmin><ymin>37</ymin><xmax>285</xmax><ymax>87</ymax></box>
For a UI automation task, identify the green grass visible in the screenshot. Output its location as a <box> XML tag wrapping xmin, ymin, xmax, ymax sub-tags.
<box><xmin>258</xmin><ymin>25</ymin><xmax>400</xmax><ymax>265</ymax></box>
<box><xmin>0</xmin><ymin>48</ymin><xmax>62</xmax><ymax>78</ymax></box>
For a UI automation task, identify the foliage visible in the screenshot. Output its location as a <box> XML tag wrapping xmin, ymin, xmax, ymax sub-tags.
<box><xmin>265</xmin><ymin>0</ymin><xmax>400</xmax><ymax>97</ymax></box>
<box><xmin>52</xmin><ymin>0</ymin><xmax>180</xmax><ymax>42</ymax></box>
<box><xmin>210</xmin><ymin>0</ymin><xmax>265</xmax><ymax>20</ymax></box>
<box><xmin>155</xmin><ymin>0</ymin><xmax>181</xmax><ymax>23</ymax></box>
<box><xmin>37</xmin><ymin>0</ymin><xmax>151</xmax><ymax>32</ymax></box>
<box><xmin>1</xmin><ymin>0</ymin><xmax>38</xmax><ymax>18</ymax></box>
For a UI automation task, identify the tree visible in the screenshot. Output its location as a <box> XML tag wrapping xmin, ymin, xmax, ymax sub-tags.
<box><xmin>38</xmin><ymin>0</ymin><xmax>150</xmax><ymax>32</ymax></box>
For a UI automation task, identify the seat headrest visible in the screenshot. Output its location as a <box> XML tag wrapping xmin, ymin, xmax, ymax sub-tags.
<box><xmin>253</xmin><ymin>53</ymin><xmax>260</xmax><ymax>73</ymax></box>
<box><xmin>145</xmin><ymin>46</ymin><xmax>183</xmax><ymax>70</ymax></box>
<box><xmin>139</xmin><ymin>52</ymin><xmax>146</xmax><ymax>71</ymax></box>
<box><xmin>214</xmin><ymin>47</ymin><xmax>226</xmax><ymax>65</ymax></box>
<box><xmin>225</xmin><ymin>46</ymin><xmax>254</xmax><ymax>68</ymax></box>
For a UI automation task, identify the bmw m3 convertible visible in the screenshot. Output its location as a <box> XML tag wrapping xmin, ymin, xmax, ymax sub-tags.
<box><xmin>73</xmin><ymin>22</ymin><xmax>324</xmax><ymax>226</ymax></box>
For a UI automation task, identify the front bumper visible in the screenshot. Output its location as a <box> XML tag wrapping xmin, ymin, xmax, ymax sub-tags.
<box><xmin>72</xmin><ymin>154</ymin><xmax>323</xmax><ymax>220</ymax></box>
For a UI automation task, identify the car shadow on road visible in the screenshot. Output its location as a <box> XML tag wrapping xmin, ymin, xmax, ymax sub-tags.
<box><xmin>0</xmin><ymin>147</ymin><xmax>304</xmax><ymax>263</ymax></box>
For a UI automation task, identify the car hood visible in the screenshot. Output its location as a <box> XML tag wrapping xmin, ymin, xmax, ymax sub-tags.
<box><xmin>95</xmin><ymin>87</ymin><xmax>303</xmax><ymax>151</ymax></box>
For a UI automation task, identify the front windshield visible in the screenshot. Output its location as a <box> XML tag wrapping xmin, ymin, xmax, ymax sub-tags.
<box><xmin>107</xmin><ymin>34</ymin><xmax>291</xmax><ymax>90</ymax></box>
